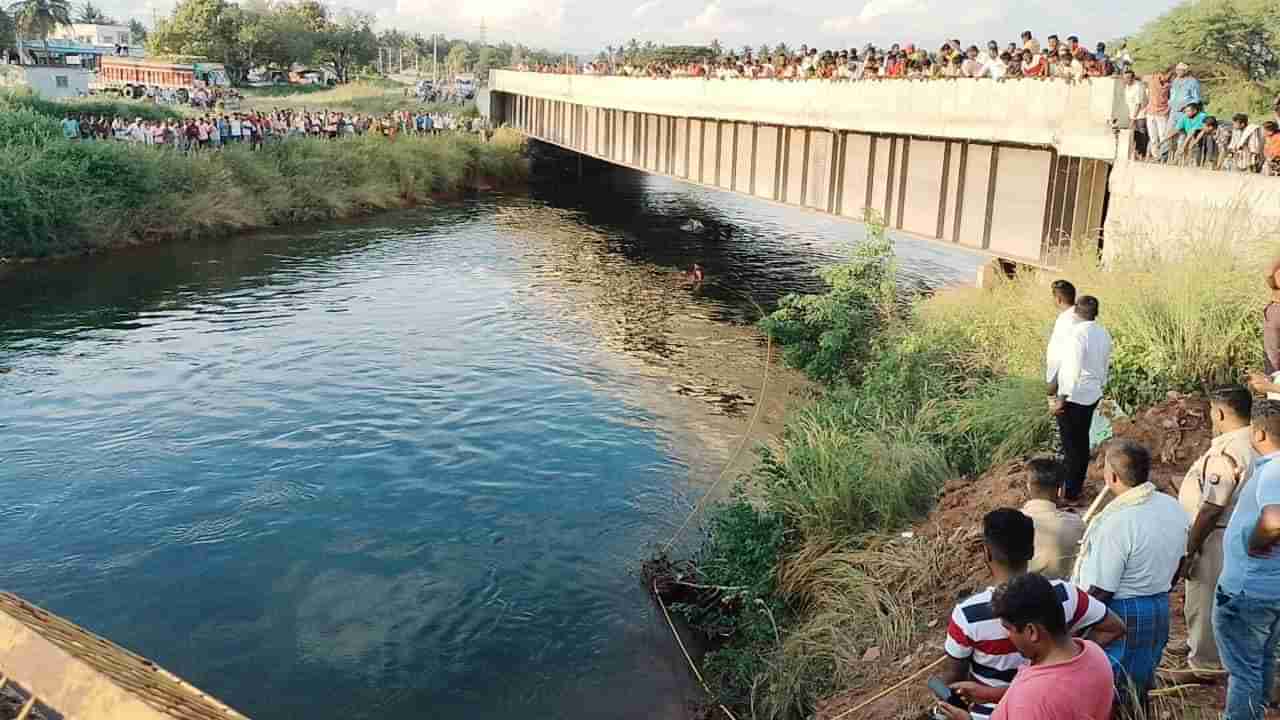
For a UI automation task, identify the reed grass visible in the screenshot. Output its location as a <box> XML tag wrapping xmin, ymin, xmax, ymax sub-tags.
<box><xmin>920</xmin><ymin>227</ymin><xmax>1276</xmax><ymax>410</ymax></box>
<box><xmin>0</xmin><ymin>93</ymin><xmax>527</xmax><ymax>258</ymax></box>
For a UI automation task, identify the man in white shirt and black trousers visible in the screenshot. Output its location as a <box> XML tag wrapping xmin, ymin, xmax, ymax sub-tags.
<box><xmin>1052</xmin><ymin>295</ymin><xmax>1113</xmax><ymax>503</ymax></box>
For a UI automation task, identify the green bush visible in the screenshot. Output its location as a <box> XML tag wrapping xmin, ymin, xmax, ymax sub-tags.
<box><xmin>760</xmin><ymin>214</ymin><xmax>896</xmax><ymax>385</ymax></box>
<box><xmin>678</xmin><ymin>496</ymin><xmax>788</xmax><ymax>708</ymax></box>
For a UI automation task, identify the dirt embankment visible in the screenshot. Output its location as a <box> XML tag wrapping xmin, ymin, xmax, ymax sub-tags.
<box><xmin>816</xmin><ymin>394</ymin><xmax>1222</xmax><ymax>720</ymax></box>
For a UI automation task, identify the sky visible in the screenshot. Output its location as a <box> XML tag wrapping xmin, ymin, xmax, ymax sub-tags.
<box><xmin>94</xmin><ymin>0</ymin><xmax>1187</xmax><ymax>56</ymax></box>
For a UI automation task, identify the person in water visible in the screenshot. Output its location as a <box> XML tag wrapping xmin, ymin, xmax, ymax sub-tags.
<box><xmin>687</xmin><ymin>264</ymin><xmax>705</xmax><ymax>282</ymax></box>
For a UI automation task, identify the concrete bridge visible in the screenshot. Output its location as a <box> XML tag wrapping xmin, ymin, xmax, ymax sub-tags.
<box><xmin>487</xmin><ymin>71</ymin><xmax>1280</xmax><ymax>269</ymax></box>
<box><xmin>488</xmin><ymin>70</ymin><xmax>1129</xmax><ymax>268</ymax></box>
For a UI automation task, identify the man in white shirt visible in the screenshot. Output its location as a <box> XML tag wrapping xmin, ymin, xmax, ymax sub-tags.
<box><xmin>1074</xmin><ymin>440</ymin><xmax>1188</xmax><ymax>711</ymax></box>
<box><xmin>1123</xmin><ymin>70</ymin><xmax>1150</xmax><ymax>159</ymax></box>
<box><xmin>1053</xmin><ymin>295</ymin><xmax>1111</xmax><ymax>502</ymax></box>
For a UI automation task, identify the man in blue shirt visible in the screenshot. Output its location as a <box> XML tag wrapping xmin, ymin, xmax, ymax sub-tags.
<box><xmin>1169</xmin><ymin>62</ymin><xmax>1203</xmax><ymax>132</ymax></box>
<box><xmin>60</xmin><ymin>114</ymin><xmax>80</xmax><ymax>141</ymax></box>
<box><xmin>1216</xmin><ymin>399</ymin><xmax>1280</xmax><ymax>720</ymax></box>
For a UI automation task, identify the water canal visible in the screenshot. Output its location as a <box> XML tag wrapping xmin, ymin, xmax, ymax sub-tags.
<box><xmin>0</xmin><ymin>171</ymin><xmax>984</xmax><ymax>720</ymax></box>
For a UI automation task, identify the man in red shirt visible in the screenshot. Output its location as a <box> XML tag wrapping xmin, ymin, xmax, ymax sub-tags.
<box><xmin>937</xmin><ymin>573</ymin><xmax>1115</xmax><ymax>720</ymax></box>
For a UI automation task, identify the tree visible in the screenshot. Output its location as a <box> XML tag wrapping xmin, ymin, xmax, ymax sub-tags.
<box><xmin>1131</xmin><ymin>0</ymin><xmax>1278</xmax><ymax>82</ymax></box>
<box><xmin>148</xmin><ymin>0</ymin><xmax>247</xmax><ymax>79</ymax></box>
<box><xmin>75</xmin><ymin>1</ymin><xmax>113</xmax><ymax>23</ymax></box>
<box><xmin>445</xmin><ymin>41</ymin><xmax>472</xmax><ymax>76</ymax></box>
<box><xmin>757</xmin><ymin>43</ymin><xmax>770</xmax><ymax>60</ymax></box>
<box><xmin>773</xmin><ymin>42</ymin><xmax>790</xmax><ymax>59</ymax></box>
<box><xmin>510</xmin><ymin>42</ymin><xmax>525</xmax><ymax>67</ymax></box>
<box><xmin>709</xmin><ymin>38</ymin><xmax>722</xmax><ymax>58</ymax></box>
<box><xmin>0</xmin><ymin>9</ymin><xmax>14</xmax><ymax>51</ymax></box>
<box><xmin>8</xmin><ymin>0</ymin><xmax>73</xmax><ymax>59</ymax></box>
<box><xmin>313</xmin><ymin>9</ymin><xmax>375</xmax><ymax>83</ymax></box>
<box><xmin>128</xmin><ymin>17</ymin><xmax>145</xmax><ymax>44</ymax></box>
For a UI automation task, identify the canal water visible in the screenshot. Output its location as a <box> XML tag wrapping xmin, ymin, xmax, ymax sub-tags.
<box><xmin>0</xmin><ymin>172</ymin><xmax>983</xmax><ymax>720</ymax></box>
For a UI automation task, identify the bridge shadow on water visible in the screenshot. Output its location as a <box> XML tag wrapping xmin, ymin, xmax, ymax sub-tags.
<box><xmin>527</xmin><ymin>141</ymin><xmax>987</xmax><ymax>326</ymax></box>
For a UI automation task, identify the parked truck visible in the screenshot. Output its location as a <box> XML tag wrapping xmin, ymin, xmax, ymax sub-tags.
<box><xmin>94</xmin><ymin>56</ymin><xmax>230</xmax><ymax>104</ymax></box>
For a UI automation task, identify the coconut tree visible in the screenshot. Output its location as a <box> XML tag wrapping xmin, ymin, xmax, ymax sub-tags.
<box><xmin>76</xmin><ymin>1</ymin><xmax>113</xmax><ymax>24</ymax></box>
<box><xmin>8</xmin><ymin>0</ymin><xmax>73</xmax><ymax>62</ymax></box>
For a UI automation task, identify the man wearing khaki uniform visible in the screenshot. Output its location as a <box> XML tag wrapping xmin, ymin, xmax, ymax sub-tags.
<box><xmin>1178</xmin><ymin>386</ymin><xmax>1256</xmax><ymax>672</ymax></box>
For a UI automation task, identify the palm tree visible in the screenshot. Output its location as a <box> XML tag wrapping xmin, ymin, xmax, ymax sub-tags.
<box><xmin>9</xmin><ymin>0</ymin><xmax>73</xmax><ymax>63</ymax></box>
<box><xmin>75</xmin><ymin>1</ymin><xmax>112</xmax><ymax>24</ymax></box>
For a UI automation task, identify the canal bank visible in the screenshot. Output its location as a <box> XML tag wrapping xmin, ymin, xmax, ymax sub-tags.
<box><xmin>663</xmin><ymin>197</ymin><xmax>1272</xmax><ymax>719</ymax></box>
<box><xmin>0</xmin><ymin>90</ymin><xmax>528</xmax><ymax>261</ymax></box>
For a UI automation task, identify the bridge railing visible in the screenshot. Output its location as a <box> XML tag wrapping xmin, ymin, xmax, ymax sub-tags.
<box><xmin>490</xmin><ymin>70</ymin><xmax>1127</xmax><ymax>161</ymax></box>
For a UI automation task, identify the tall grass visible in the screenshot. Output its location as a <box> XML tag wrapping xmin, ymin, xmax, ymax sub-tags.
<box><xmin>758</xmin><ymin>408</ymin><xmax>951</xmax><ymax>539</ymax></box>
<box><xmin>0</xmin><ymin>95</ymin><xmax>527</xmax><ymax>258</ymax></box>
<box><xmin>921</xmin><ymin>235</ymin><xmax>1273</xmax><ymax>410</ymax></box>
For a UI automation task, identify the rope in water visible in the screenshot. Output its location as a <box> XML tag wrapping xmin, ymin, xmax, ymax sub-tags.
<box><xmin>660</xmin><ymin>332</ymin><xmax>773</xmax><ymax>556</ymax></box>
<box><xmin>651</xmin><ymin>330</ymin><xmax>772</xmax><ymax>720</ymax></box>
<box><xmin>827</xmin><ymin>655</ymin><xmax>947</xmax><ymax>720</ymax></box>
<box><xmin>654</xmin><ymin>579</ymin><xmax>741</xmax><ymax>720</ymax></box>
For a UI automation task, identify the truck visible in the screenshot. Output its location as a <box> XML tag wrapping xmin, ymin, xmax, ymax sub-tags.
<box><xmin>94</xmin><ymin>56</ymin><xmax>230</xmax><ymax>104</ymax></box>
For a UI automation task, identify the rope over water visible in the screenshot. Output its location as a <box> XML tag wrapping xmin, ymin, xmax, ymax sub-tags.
<box><xmin>660</xmin><ymin>332</ymin><xmax>773</xmax><ymax>555</ymax></box>
<box><xmin>651</xmin><ymin>330</ymin><xmax>772</xmax><ymax>720</ymax></box>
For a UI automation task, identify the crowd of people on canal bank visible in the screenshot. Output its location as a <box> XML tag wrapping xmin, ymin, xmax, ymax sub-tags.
<box><xmin>512</xmin><ymin>30</ymin><xmax>1280</xmax><ymax>178</ymax></box>
<box><xmin>926</xmin><ymin>269</ymin><xmax>1280</xmax><ymax>720</ymax></box>
<box><xmin>57</xmin><ymin>108</ymin><xmax>490</xmax><ymax>151</ymax></box>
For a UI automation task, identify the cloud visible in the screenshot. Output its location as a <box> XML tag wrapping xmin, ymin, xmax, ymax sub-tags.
<box><xmin>683</xmin><ymin>0</ymin><xmax>746</xmax><ymax>33</ymax></box>
<box><xmin>855</xmin><ymin>0</ymin><xmax>933</xmax><ymax>23</ymax></box>
<box><xmin>632</xmin><ymin>0</ymin><xmax>663</xmax><ymax>18</ymax></box>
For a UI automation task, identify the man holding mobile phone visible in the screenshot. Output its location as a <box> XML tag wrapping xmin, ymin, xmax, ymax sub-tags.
<box><xmin>936</xmin><ymin>574</ymin><xmax>1115</xmax><ymax>720</ymax></box>
<box><xmin>937</xmin><ymin>510</ymin><xmax>1125</xmax><ymax>720</ymax></box>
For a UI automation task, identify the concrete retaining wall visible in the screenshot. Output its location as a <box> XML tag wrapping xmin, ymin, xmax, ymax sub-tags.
<box><xmin>490</xmin><ymin>71</ymin><xmax>1127</xmax><ymax>160</ymax></box>
<box><xmin>1103</xmin><ymin>142</ymin><xmax>1280</xmax><ymax>262</ymax></box>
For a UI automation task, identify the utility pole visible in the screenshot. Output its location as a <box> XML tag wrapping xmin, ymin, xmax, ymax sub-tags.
<box><xmin>433</xmin><ymin>33</ymin><xmax>438</xmax><ymax>85</ymax></box>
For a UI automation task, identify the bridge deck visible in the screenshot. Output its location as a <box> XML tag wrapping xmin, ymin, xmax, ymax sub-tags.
<box><xmin>0</xmin><ymin>592</ymin><xmax>248</xmax><ymax>720</ymax></box>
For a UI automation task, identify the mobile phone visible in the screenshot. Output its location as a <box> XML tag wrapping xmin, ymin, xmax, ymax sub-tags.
<box><xmin>927</xmin><ymin>676</ymin><xmax>969</xmax><ymax>710</ymax></box>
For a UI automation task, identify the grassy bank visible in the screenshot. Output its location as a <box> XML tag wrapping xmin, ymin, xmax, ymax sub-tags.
<box><xmin>678</xmin><ymin>219</ymin><xmax>1276</xmax><ymax>717</ymax></box>
<box><xmin>0</xmin><ymin>90</ymin><xmax>525</xmax><ymax>259</ymax></box>
<box><xmin>238</xmin><ymin>82</ymin><xmax>479</xmax><ymax>117</ymax></box>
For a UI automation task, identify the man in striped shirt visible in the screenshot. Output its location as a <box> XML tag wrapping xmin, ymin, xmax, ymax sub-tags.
<box><xmin>937</xmin><ymin>509</ymin><xmax>1126</xmax><ymax>720</ymax></box>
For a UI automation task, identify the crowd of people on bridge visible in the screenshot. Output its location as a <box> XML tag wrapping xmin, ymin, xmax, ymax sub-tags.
<box><xmin>511</xmin><ymin>30</ymin><xmax>1280</xmax><ymax>178</ymax></box>
<box><xmin>1121</xmin><ymin>67</ymin><xmax>1280</xmax><ymax>175</ymax></box>
<box><xmin>58</xmin><ymin>108</ymin><xmax>488</xmax><ymax>151</ymax></box>
<box><xmin>927</xmin><ymin>272</ymin><xmax>1280</xmax><ymax>720</ymax></box>
<box><xmin>519</xmin><ymin>33</ymin><xmax>1137</xmax><ymax>82</ymax></box>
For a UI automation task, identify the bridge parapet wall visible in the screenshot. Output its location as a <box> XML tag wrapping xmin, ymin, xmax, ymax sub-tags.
<box><xmin>490</xmin><ymin>71</ymin><xmax>1126</xmax><ymax>161</ymax></box>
